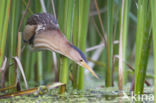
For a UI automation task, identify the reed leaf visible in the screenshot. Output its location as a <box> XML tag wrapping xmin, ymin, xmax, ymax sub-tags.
<box><xmin>78</xmin><ymin>0</ymin><xmax>90</xmax><ymax>90</ymax></box>
<box><xmin>72</xmin><ymin>0</ymin><xmax>79</xmax><ymax>89</ymax></box>
<box><xmin>151</xmin><ymin>0</ymin><xmax>156</xmax><ymax>101</ymax></box>
<box><xmin>135</xmin><ymin>0</ymin><xmax>151</xmax><ymax>94</ymax></box>
<box><xmin>106</xmin><ymin>0</ymin><xmax>114</xmax><ymax>87</ymax></box>
<box><xmin>58</xmin><ymin>0</ymin><xmax>74</xmax><ymax>93</ymax></box>
<box><xmin>0</xmin><ymin>0</ymin><xmax>11</xmax><ymax>68</ymax></box>
<box><xmin>36</xmin><ymin>52</ymin><xmax>43</xmax><ymax>84</ymax></box>
<box><xmin>118</xmin><ymin>0</ymin><xmax>131</xmax><ymax>90</ymax></box>
<box><xmin>9</xmin><ymin>0</ymin><xmax>20</xmax><ymax>92</ymax></box>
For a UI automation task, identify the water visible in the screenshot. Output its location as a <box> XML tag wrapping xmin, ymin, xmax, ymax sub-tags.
<box><xmin>0</xmin><ymin>87</ymin><xmax>154</xmax><ymax>103</ymax></box>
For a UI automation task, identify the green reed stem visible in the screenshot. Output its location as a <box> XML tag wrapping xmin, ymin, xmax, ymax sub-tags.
<box><xmin>37</xmin><ymin>52</ymin><xmax>43</xmax><ymax>84</ymax></box>
<box><xmin>58</xmin><ymin>0</ymin><xmax>74</xmax><ymax>93</ymax></box>
<box><xmin>135</xmin><ymin>0</ymin><xmax>151</xmax><ymax>95</ymax></box>
<box><xmin>122</xmin><ymin>0</ymin><xmax>131</xmax><ymax>86</ymax></box>
<box><xmin>151</xmin><ymin>0</ymin><xmax>156</xmax><ymax>101</ymax></box>
<box><xmin>16</xmin><ymin>32</ymin><xmax>22</xmax><ymax>58</ymax></box>
<box><xmin>77</xmin><ymin>0</ymin><xmax>90</xmax><ymax>90</ymax></box>
<box><xmin>9</xmin><ymin>0</ymin><xmax>20</xmax><ymax>92</ymax></box>
<box><xmin>72</xmin><ymin>0</ymin><xmax>79</xmax><ymax>89</ymax></box>
<box><xmin>0</xmin><ymin>0</ymin><xmax>11</xmax><ymax>68</ymax></box>
<box><xmin>106</xmin><ymin>0</ymin><xmax>114</xmax><ymax>87</ymax></box>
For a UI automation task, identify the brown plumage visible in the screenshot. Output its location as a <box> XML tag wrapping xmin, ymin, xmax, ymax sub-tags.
<box><xmin>23</xmin><ymin>13</ymin><xmax>98</xmax><ymax>79</ymax></box>
<box><xmin>24</xmin><ymin>13</ymin><xmax>59</xmax><ymax>44</ymax></box>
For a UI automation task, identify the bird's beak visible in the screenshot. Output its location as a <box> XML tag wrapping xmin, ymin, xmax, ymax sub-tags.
<box><xmin>81</xmin><ymin>61</ymin><xmax>99</xmax><ymax>79</ymax></box>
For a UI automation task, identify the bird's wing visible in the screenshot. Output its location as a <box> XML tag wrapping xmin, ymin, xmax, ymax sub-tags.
<box><xmin>23</xmin><ymin>13</ymin><xmax>59</xmax><ymax>43</ymax></box>
<box><xmin>23</xmin><ymin>24</ymin><xmax>36</xmax><ymax>42</ymax></box>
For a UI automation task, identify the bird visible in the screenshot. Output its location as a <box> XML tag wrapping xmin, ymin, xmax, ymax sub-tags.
<box><xmin>23</xmin><ymin>13</ymin><xmax>99</xmax><ymax>79</ymax></box>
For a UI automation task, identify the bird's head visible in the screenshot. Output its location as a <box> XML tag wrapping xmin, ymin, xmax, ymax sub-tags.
<box><xmin>67</xmin><ymin>44</ymin><xmax>99</xmax><ymax>79</ymax></box>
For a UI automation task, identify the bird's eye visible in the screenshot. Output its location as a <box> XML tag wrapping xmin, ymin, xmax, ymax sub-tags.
<box><xmin>80</xmin><ymin>59</ymin><xmax>83</xmax><ymax>62</ymax></box>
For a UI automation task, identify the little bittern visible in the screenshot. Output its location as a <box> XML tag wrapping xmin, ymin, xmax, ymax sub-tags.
<box><xmin>23</xmin><ymin>13</ymin><xmax>98</xmax><ymax>79</ymax></box>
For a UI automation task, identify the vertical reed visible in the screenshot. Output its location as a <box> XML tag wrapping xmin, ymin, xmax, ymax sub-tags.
<box><xmin>9</xmin><ymin>0</ymin><xmax>20</xmax><ymax>92</ymax></box>
<box><xmin>118</xmin><ymin>0</ymin><xmax>130</xmax><ymax>90</ymax></box>
<box><xmin>77</xmin><ymin>0</ymin><xmax>90</xmax><ymax>90</ymax></box>
<box><xmin>72</xmin><ymin>0</ymin><xmax>79</xmax><ymax>89</ymax></box>
<box><xmin>106</xmin><ymin>0</ymin><xmax>114</xmax><ymax>87</ymax></box>
<box><xmin>36</xmin><ymin>52</ymin><xmax>43</xmax><ymax>84</ymax></box>
<box><xmin>151</xmin><ymin>0</ymin><xmax>156</xmax><ymax>101</ymax></box>
<box><xmin>135</xmin><ymin>0</ymin><xmax>151</xmax><ymax>94</ymax></box>
<box><xmin>58</xmin><ymin>0</ymin><xmax>74</xmax><ymax>93</ymax></box>
<box><xmin>0</xmin><ymin>0</ymin><xmax>11</xmax><ymax>69</ymax></box>
<box><xmin>0</xmin><ymin>0</ymin><xmax>11</xmax><ymax>91</ymax></box>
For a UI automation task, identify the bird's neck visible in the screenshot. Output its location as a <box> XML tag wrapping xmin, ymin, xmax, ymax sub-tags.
<box><xmin>33</xmin><ymin>30</ymin><xmax>70</xmax><ymax>55</ymax></box>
